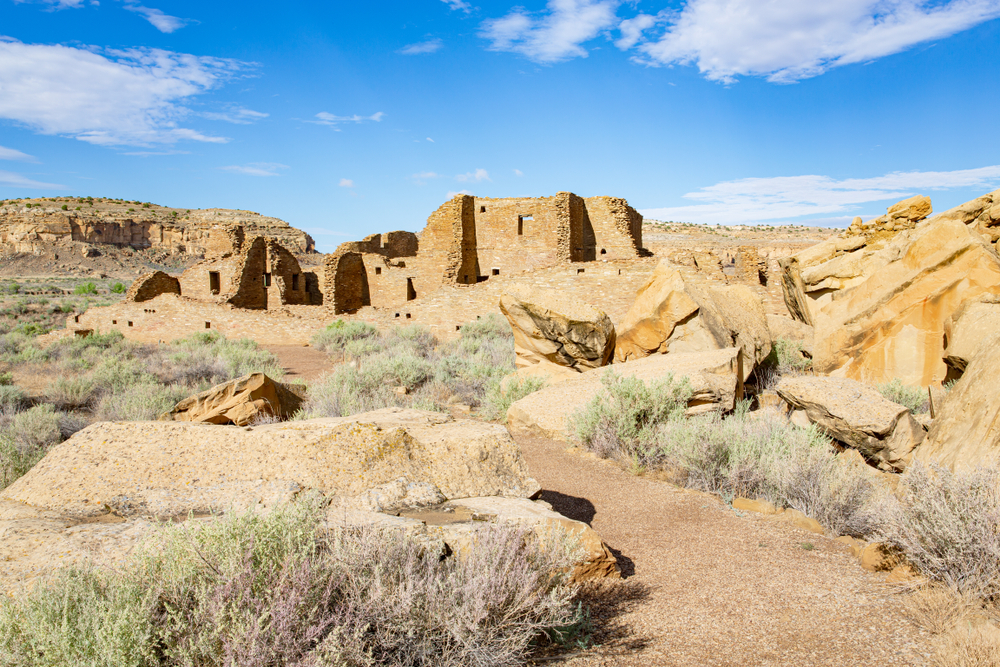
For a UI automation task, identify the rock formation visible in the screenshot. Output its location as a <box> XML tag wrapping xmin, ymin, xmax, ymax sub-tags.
<box><xmin>499</xmin><ymin>284</ymin><xmax>616</xmax><ymax>371</ymax></box>
<box><xmin>163</xmin><ymin>373</ymin><xmax>306</xmax><ymax>426</ymax></box>
<box><xmin>942</xmin><ymin>293</ymin><xmax>1000</xmax><ymax>374</ymax></box>
<box><xmin>779</xmin><ymin>191</ymin><xmax>1000</xmax><ymax>386</ymax></box>
<box><xmin>776</xmin><ymin>376</ymin><xmax>924</xmax><ymax>471</ymax></box>
<box><xmin>614</xmin><ymin>263</ymin><xmax>771</xmax><ymax>380</ymax></box>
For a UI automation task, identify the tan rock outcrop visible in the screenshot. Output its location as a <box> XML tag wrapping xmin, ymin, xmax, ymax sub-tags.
<box><xmin>942</xmin><ymin>293</ymin><xmax>1000</xmax><ymax>373</ymax></box>
<box><xmin>507</xmin><ymin>347</ymin><xmax>744</xmax><ymax>441</ymax></box>
<box><xmin>916</xmin><ymin>332</ymin><xmax>1000</xmax><ymax>471</ymax></box>
<box><xmin>614</xmin><ymin>263</ymin><xmax>771</xmax><ymax>380</ymax></box>
<box><xmin>766</xmin><ymin>314</ymin><xmax>814</xmax><ymax>357</ymax></box>
<box><xmin>499</xmin><ymin>284</ymin><xmax>615</xmax><ymax>371</ymax></box>
<box><xmin>1</xmin><ymin>408</ymin><xmax>541</xmax><ymax>518</ymax></box>
<box><xmin>163</xmin><ymin>372</ymin><xmax>306</xmax><ymax>426</ymax></box>
<box><xmin>776</xmin><ymin>376</ymin><xmax>924</xmax><ymax>471</ymax></box>
<box><xmin>779</xmin><ymin>192</ymin><xmax>1000</xmax><ymax>386</ymax></box>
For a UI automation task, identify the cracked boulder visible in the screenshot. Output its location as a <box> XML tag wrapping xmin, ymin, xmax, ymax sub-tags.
<box><xmin>163</xmin><ymin>372</ymin><xmax>306</xmax><ymax>426</ymax></box>
<box><xmin>499</xmin><ymin>283</ymin><xmax>615</xmax><ymax>371</ymax></box>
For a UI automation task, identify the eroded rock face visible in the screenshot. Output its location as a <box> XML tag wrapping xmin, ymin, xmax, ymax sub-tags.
<box><xmin>917</xmin><ymin>332</ymin><xmax>1000</xmax><ymax>471</ymax></box>
<box><xmin>779</xmin><ymin>192</ymin><xmax>1000</xmax><ymax>386</ymax></box>
<box><xmin>943</xmin><ymin>293</ymin><xmax>1000</xmax><ymax>374</ymax></box>
<box><xmin>164</xmin><ymin>373</ymin><xmax>306</xmax><ymax>426</ymax></box>
<box><xmin>766</xmin><ymin>314</ymin><xmax>814</xmax><ymax>357</ymax></box>
<box><xmin>499</xmin><ymin>283</ymin><xmax>616</xmax><ymax>371</ymax></box>
<box><xmin>614</xmin><ymin>263</ymin><xmax>771</xmax><ymax>380</ymax></box>
<box><xmin>776</xmin><ymin>376</ymin><xmax>924</xmax><ymax>471</ymax></box>
<box><xmin>1</xmin><ymin>408</ymin><xmax>541</xmax><ymax>518</ymax></box>
<box><xmin>507</xmin><ymin>347</ymin><xmax>744</xmax><ymax>441</ymax></box>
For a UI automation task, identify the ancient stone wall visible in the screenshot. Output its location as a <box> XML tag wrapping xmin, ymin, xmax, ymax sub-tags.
<box><xmin>472</xmin><ymin>195</ymin><xmax>564</xmax><ymax>276</ymax></box>
<box><xmin>263</xmin><ymin>238</ymin><xmax>309</xmax><ymax>306</ymax></box>
<box><xmin>418</xmin><ymin>195</ymin><xmax>475</xmax><ymax>293</ymax></box>
<box><xmin>581</xmin><ymin>196</ymin><xmax>643</xmax><ymax>260</ymax></box>
<box><xmin>126</xmin><ymin>271</ymin><xmax>181</xmax><ymax>302</ymax></box>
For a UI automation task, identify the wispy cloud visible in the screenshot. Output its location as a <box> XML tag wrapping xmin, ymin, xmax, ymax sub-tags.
<box><xmin>0</xmin><ymin>145</ymin><xmax>37</xmax><ymax>162</ymax></box>
<box><xmin>513</xmin><ymin>168</ymin><xmax>523</xmax><ymax>176</ymax></box>
<box><xmin>426</xmin><ymin>137</ymin><xmax>434</xmax><ymax>142</ymax></box>
<box><xmin>312</xmin><ymin>111</ymin><xmax>385</xmax><ymax>128</ymax></box>
<box><xmin>124</xmin><ymin>4</ymin><xmax>193</xmax><ymax>33</ymax></box>
<box><xmin>641</xmin><ymin>166</ymin><xmax>1000</xmax><ymax>225</ymax></box>
<box><xmin>0</xmin><ymin>39</ymin><xmax>245</xmax><ymax>146</ymax></box>
<box><xmin>11</xmin><ymin>0</ymin><xmax>86</xmax><ymax>9</ymax></box>
<box><xmin>220</xmin><ymin>162</ymin><xmax>289</xmax><ymax>177</ymax></box>
<box><xmin>480</xmin><ymin>0</ymin><xmax>620</xmax><ymax>63</ymax></box>
<box><xmin>202</xmin><ymin>107</ymin><xmax>268</xmax><ymax>124</ymax></box>
<box><xmin>447</xmin><ymin>189</ymin><xmax>474</xmax><ymax>197</ymax></box>
<box><xmin>630</xmin><ymin>0</ymin><xmax>1000</xmax><ymax>83</ymax></box>
<box><xmin>456</xmin><ymin>168</ymin><xmax>490</xmax><ymax>182</ymax></box>
<box><xmin>441</xmin><ymin>0</ymin><xmax>471</xmax><ymax>12</ymax></box>
<box><xmin>0</xmin><ymin>169</ymin><xmax>64</xmax><ymax>189</ymax></box>
<box><xmin>409</xmin><ymin>171</ymin><xmax>440</xmax><ymax>185</ymax></box>
<box><xmin>398</xmin><ymin>39</ymin><xmax>443</xmax><ymax>55</ymax></box>
<box><xmin>339</xmin><ymin>178</ymin><xmax>354</xmax><ymax>188</ymax></box>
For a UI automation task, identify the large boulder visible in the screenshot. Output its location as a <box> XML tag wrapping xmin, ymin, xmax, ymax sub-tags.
<box><xmin>779</xmin><ymin>192</ymin><xmax>1000</xmax><ymax>386</ymax></box>
<box><xmin>2</xmin><ymin>408</ymin><xmax>541</xmax><ymax>518</ymax></box>
<box><xmin>766</xmin><ymin>314</ymin><xmax>814</xmax><ymax>357</ymax></box>
<box><xmin>508</xmin><ymin>347</ymin><xmax>744</xmax><ymax>441</ymax></box>
<box><xmin>499</xmin><ymin>284</ymin><xmax>615</xmax><ymax>371</ymax></box>
<box><xmin>163</xmin><ymin>372</ymin><xmax>305</xmax><ymax>426</ymax></box>
<box><xmin>943</xmin><ymin>293</ymin><xmax>1000</xmax><ymax>374</ymax></box>
<box><xmin>776</xmin><ymin>376</ymin><xmax>924</xmax><ymax>471</ymax></box>
<box><xmin>916</xmin><ymin>332</ymin><xmax>1000</xmax><ymax>471</ymax></box>
<box><xmin>614</xmin><ymin>263</ymin><xmax>771</xmax><ymax>380</ymax></box>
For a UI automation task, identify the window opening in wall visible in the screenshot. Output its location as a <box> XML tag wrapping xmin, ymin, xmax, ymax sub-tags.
<box><xmin>263</xmin><ymin>273</ymin><xmax>272</xmax><ymax>287</ymax></box>
<box><xmin>397</xmin><ymin>261</ymin><xmax>406</xmax><ymax>268</ymax></box>
<box><xmin>492</xmin><ymin>268</ymin><xmax>500</xmax><ymax>276</ymax></box>
<box><xmin>480</xmin><ymin>206</ymin><xmax>486</xmax><ymax>213</ymax></box>
<box><xmin>577</xmin><ymin>268</ymin><xmax>585</xmax><ymax>274</ymax></box>
<box><xmin>463</xmin><ymin>275</ymin><xmax>468</xmax><ymax>283</ymax></box>
<box><xmin>375</xmin><ymin>267</ymin><xmax>382</xmax><ymax>275</ymax></box>
<box><xmin>395</xmin><ymin>313</ymin><xmax>400</xmax><ymax>318</ymax></box>
<box><xmin>74</xmin><ymin>315</ymin><xmax>79</xmax><ymax>323</ymax></box>
<box><xmin>600</xmin><ymin>248</ymin><xmax>607</xmax><ymax>255</ymax></box>
<box><xmin>112</xmin><ymin>320</ymin><xmax>117</xmax><ymax>325</ymax></box>
<box><xmin>406</xmin><ymin>278</ymin><xmax>416</xmax><ymax>301</ymax></box>
<box><xmin>292</xmin><ymin>273</ymin><xmax>300</xmax><ymax>290</ymax></box>
<box><xmin>205</xmin><ymin>321</ymin><xmax>211</xmax><ymax>329</ymax></box>
<box><xmin>456</xmin><ymin>325</ymin><xmax>461</xmax><ymax>331</ymax></box>
<box><xmin>127</xmin><ymin>321</ymin><xmax>133</xmax><ymax>327</ymax></box>
<box><xmin>406</xmin><ymin>313</ymin><xmax>411</xmax><ymax>319</ymax></box>
<box><xmin>209</xmin><ymin>271</ymin><xmax>220</xmax><ymax>294</ymax></box>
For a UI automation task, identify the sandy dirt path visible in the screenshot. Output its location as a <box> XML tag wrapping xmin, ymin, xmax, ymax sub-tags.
<box><xmin>261</xmin><ymin>344</ymin><xmax>334</xmax><ymax>382</ymax></box>
<box><xmin>515</xmin><ymin>433</ymin><xmax>932</xmax><ymax>666</ymax></box>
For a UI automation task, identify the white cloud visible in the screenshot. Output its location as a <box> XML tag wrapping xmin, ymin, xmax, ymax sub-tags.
<box><xmin>456</xmin><ymin>168</ymin><xmax>490</xmax><ymax>182</ymax></box>
<box><xmin>409</xmin><ymin>171</ymin><xmax>439</xmax><ymax>185</ymax></box>
<box><xmin>0</xmin><ymin>169</ymin><xmax>64</xmax><ymax>189</ymax></box>
<box><xmin>220</xmin><ymin>162</ymin><xmax>289</xmax><ymax>177</ymax></box>
<box><xmin>513</xmin><ymin>168</ymin><xmax>523</xmax><ymax>176</ymax></box>
<box><xmin>202</xmin><ymin>107</ymin><xmax>268</xmax><ymax>124</ymax></box>
<box><xmin>312</xmin><ymin>111</ymin><xmax>385</xmax><ymax>127</ymax></box>
<box><xmin>12</xmin><ymin>0</ymin><xmax>86</xmax><ymax>9</ymax></box>
<box><xmin>480</xmin><ymin>0</ymin><xmax>620</xmax><ymax>63</ymax></box>
<box><xmin>339</xmin><ymin>178</ymin><xmax>354</xmax><ymax>188</ymax></box>
<box><xmin>447</xmin><ymin>189</ymin><xmax>474</xmax><ymax>197</ymax></box>
<box><xmin>0</xmin><ymin>145</ymin><xmax>37</xmax><ymax>162</ymax></box>
<box><xmin>125</xmin><ymin>4</ymin><xmax>192</xmax><ymax>33</ymax></box>
<box><xmin>615</xmin><ymin>12</ymin><xmax>659</xmax><ymax>49</ymax></box>
<box><xmin>641</xmin><ymin>166</ymin><xmax>1000</xmax><ymax>224</ymax></box>
<box><xmin>426</xmin><ymin>137</ymin><xmax>434</xmax><ymax>142</ymax></box>
<box><xmin>398</xmin><ymin>39</ymin><xmax>443</xmax><ymax>55</ymax></box>
<box><xmin>631</xmin><ymin>0</ymin><xmax>1000</xmax><ymax>83</ymax></box>
<box><xmin>442</xmin><ymin>0</ymin><xmax>471</xmax><ymax>12</ymax></box>
<box><xmin>0</xmin><ymin>39</ymin><xmax>244</xmax><ymax>146</ymax></box>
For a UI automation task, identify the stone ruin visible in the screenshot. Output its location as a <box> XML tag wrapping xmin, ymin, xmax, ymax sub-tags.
<box><xmin>122</xmin><ymin>192</ymin><xmax>644</xmax><ymax>315</ymax></box>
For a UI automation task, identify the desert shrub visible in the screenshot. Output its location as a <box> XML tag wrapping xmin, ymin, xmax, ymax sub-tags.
<box><xmin>570</xmin><ymin>371</ymin><xmax>692</xmax><ymax>460</ymax></box>
<box><xmin>0</xmin><ymin>371</ymin><xmax>12</xmax><ymax>386</ymax></box>
<box><xmin>299</xmin><ymin>365</ymin><xmax>401</xmax><ymax>418</ymax></box>
<box><xmin>876</xmin><ymin>462</ymin><xmax>1000</xmax><ymax>602</ymax></box>
<box><xmin>10</xmin><ymin>404</ymin><xmax>63</xmax><ymax>451</ymax></box>
<box><xmin>73</xmin><ymin>282</ymin><xmax>97</xmax><ymax>296</ymax></box>
<box><xmin>0</xmin><ymin>501</ymin><xmax>581</xmax><ymax>667</ymax></box>
<box><xmin>480</xmin><ymin>375</ymin><xmax>546</xmax><ymax>423</ymax></box>
<box><xmin>170</xmin><ymin>333</ymin><xmax>285</xmax><ymax>381</ymax></box>
<box><xmin>0</xmin><ymin>332</ymin><xmax>48</xmax><ymax>365</ymax></box>
<box><xmin>0</xmin><ymin>385</ymin><xmax>26</xmax><ymax>411</ymax></box>
<box><xmin>772</xmin><ymin>337</ymin><xmax>811</xmax><ymax>373</ymax></box>
<box><xmin>109</xmin><ymin>282</ymin><xmax>127</xmax><ymax>294</ymax></box>
<box><xmin>877</xmin><ymin>378</ymin><xmax>929</xmax><ymax>414</ymax></box>
<box><xmin>0</xmin><ymin>430</ymin><xmax>48</xmax><ymax>490</ymax></box>
<box><xmin>44</xmin><ymin>377</ymin><xmax>97</xmax><ymax>410</ymax></box>
<box><xmin>311</xmin><ymin>320</ymin><xmax>378</xmax><ymax>354</ymax></box>
<box><xmin>95</xmin><ymin>382</ymin><xmax>185</xmax><ymax>421</ymax></box>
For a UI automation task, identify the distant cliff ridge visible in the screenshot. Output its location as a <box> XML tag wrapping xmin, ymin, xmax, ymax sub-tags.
<box><xmin>0</xmin><ymin>197</ymin><xmax>315</xmax><ymax>256</ymax></box>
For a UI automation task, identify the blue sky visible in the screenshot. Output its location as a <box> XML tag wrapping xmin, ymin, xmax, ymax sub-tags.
<box><xmin>2</xmin><ymin>0</ymin><xmax>999</xmax><ymax>251</ymax></box>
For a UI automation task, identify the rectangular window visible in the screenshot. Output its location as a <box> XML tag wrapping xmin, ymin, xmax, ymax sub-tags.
<box><xmin>375</xmin><ymin>267</ymin><xmax>382</xmax><ymax>275</ymax></box>
<box><xmin>205</xmin><ymin>321</ymin><xmax>211</xmax><ymax>329</ymax></box>
<box><xmin>406</xmin><ymin>278</ymin><xmax>416</xmax><ymax>301</ymax></box>
<box><xmin>292</xmin><ymin>273</ymin><xmax>300</xmax><ymax>290</ymax></box>
<box><xmin>492</xmin><ymin>268</ymin><xmax>500</xmax><ymax>276</ymax></box>
<box><xmin>480</xmin><ymin>206</ymin><xmax>486</xmax><ymax>213</ymax></box>
<box><xmin>263</xmin><ymin>273</ymin><xmax>271</xmax><ymax>287</ymax></box>
<box><xmin>209</xmin><ymin>271</ymin><xmax>220</xmax><ymax>294</ymax></box>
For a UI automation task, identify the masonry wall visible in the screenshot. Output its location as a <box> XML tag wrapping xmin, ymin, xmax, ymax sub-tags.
<box><xmin>417</xmin><ymin>195</ymin><xmax>474</xmax><ymax>294</ymax></box>
<box><xmin>472</xmin><ymin>195</ymin><xmax>564</xmax><ymax>276</ymax></box>
<box><xmin>579</xmin><ymin>197</ymin><xmax>643</xmax><ymax>261</ymax></box>
<box><xmin>126</xmin><ymin>271</ymin><xmax>181</xmax><ymax>302</ymax></box>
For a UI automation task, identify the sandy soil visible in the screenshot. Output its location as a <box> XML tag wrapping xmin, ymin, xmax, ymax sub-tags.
<box><xmin>262</xmin><ymin>344</ymin><xmax>335</xmax><ymax>382</ymax></box>
<box><xmin>516</xmin><ymin>434</ymin><xmax>932</xmax><ymax>666</ymax></box>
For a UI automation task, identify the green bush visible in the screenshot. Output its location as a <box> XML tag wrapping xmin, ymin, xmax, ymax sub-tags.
<box><xmin>109</xmin><ymin>282</ymin><xmax>127</xmax><ymax>294</ymax></box>
<box><xmin>877</xmin><ymin>378</ymin><xmax>929</xmax><ymax>413</ymax></box>
<box><xmin>73</xmin><ymin>283</ymin><xmax>98</xmax><ymax>296</ymax></box>
<box><xmin>480</xmin><ymin>375</ymin><xmax>546</xmax><ymax>423</ymax></box>
<box><xmin>0</xmin><ymin>371</ymin><xmax>12</xmax><ymax>386</ymax></box>
<box><xmin>0</xmin><ymin>501</ymin><xmax>581</xmax><ymax>666</ymax></box>
<box><xmin>310</xmin><ymin>319</ymin><xmax>378</xmax><ymax>354</ymax></box>
<box><xmin>570</xmin><ymin>371</ymin><xmax>692</xmax><ymax>460</ymax></box>
<box><xmin>44</xmin><ymin>377</ymin><xmax>97</xmax><ymax>410</ymax></box>
<box><xmin>0</xmin><ymin>432</ymin><xmax>48</xmax><ymax>490</ymax></box>
<box><xmin>0</xmin><ymin>385</ymin><xmax>26</xmax><ymax>411</ymax></box>
<box><xmin>772</xmin><ymin>337</ymin><xmax>812</xmax><ymax>373</ymax></box>
<box><xmin>96</xmin><ymin>383</ymin><xmax>185</xmax><ymax>421</ymax></box>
